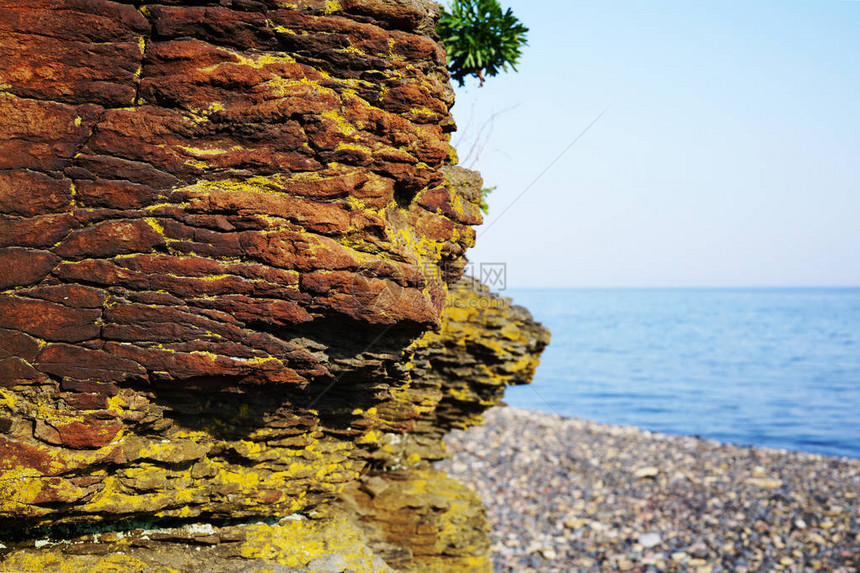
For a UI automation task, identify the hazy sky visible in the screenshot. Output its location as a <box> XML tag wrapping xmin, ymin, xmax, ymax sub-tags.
<box><xmin>454</xmin><ymin>0</ymin><xmax>859</xmax><ymax>288</ymax></box>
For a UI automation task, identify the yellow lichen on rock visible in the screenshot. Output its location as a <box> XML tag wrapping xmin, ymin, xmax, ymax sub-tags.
<box><xmin>0</xmin><ymin>552</ymin><xmax>153</xmax><ymax>573</ymax></box>
<box><xmin>0</xmin><ymin>0</ymin><xmax>549</xmax><ymax>570</ymax></box>
<box><xmin>239</xmin><ymin>512</ymin><xmax>391</xmax><ymax>571</ymax></box>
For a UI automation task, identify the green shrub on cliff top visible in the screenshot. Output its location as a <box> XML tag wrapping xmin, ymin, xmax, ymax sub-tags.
<box><xmin>437</xmin><ymin>0</ymin><xmax>529</xmax><ymax>86</ymax></box>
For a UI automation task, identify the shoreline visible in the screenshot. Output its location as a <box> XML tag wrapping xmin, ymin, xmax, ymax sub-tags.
<box><xmin>437</xmin><ymin>407</ymin><xmax>859</xmax><ymax>573</ymax></box>
<box><xmin>494</xmin><ymin>406</ymin><xmax>860</xmax><ymax>461</ymax></box>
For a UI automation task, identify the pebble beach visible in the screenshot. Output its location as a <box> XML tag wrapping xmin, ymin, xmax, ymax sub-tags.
<box><xmin>438</xmin><ymin>408</ymin><xmax>860</xmax><ymax>573</ymax></box>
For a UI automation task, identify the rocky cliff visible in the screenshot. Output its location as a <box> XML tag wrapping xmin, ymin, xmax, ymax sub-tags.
<box><xmin>0</xmin><ymin>1</ymin><xmax>549</xmax><ymax>570</ymax></box>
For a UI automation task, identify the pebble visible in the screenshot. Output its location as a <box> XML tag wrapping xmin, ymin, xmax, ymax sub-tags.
<box><xmin>639</xmin><ymin>533</ymin><xmax>662</xmax><ymax>548</ymax></box>
<box><xmin>634</xmin><ymin>466</ymin><xmax>660</xmax><ymax>479</ymax></box>
<box><xmin>438</xmin><ymin>407</ymin><xmax>860</xmax><ymax>573</ymax></box>
<box><xmin>540</xmin><ymin>547</ymin><xmax>557</xmax><ymax>560</ymax></box>
<box><xmin>688</xmin><ymin>540</ymin><xmax>709</xmax><ymax>558</ymax></box>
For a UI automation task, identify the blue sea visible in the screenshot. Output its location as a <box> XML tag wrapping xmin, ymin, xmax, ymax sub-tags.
<box><xmin>502</xmin><ymin>288</ymin><xmax>860</xmax><ymax>459</ymax></box>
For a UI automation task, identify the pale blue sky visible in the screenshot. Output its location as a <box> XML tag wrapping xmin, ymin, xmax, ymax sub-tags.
<box><xmin>454</xmin><ymin>0</ymin><xmax>859</xmax><ymax>288</ymax></box>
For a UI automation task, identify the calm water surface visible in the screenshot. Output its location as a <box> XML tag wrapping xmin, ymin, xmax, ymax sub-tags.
<box><xmin>503</xmin><ymin>288</ymin><xmax>860</xmax><ymax>458</ymax></box>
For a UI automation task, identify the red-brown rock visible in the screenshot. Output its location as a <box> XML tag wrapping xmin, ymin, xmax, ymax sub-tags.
<box><xmin>0</xmin><ymin>95</ymin><xmax>99</xmax><ymax>171</ymax></box>
<box><xmin>0</xmin><ymin>248</ymin><xmax>59</xmax><ymax>290</ymax></box>
<box><xmin>35</xmin><ymin>416</ymin><xmax>123</xmax><ymax>450</ymax></box>
<box><xmin>0</xmin><ymin>357</ymin><xmax>48</xmax><ymax>387</ymax></box>
<box><xmin>36</xmin><ymin>344</ymin><xmax>146</xmax><ymax>382</ymax></box>
<box><xmin>19</xmin><ymin>284</ymin><xmax>107</xmax><ymax>309</ymax></box>
<box><xmin>53</xmin><ymin>219</ymin><xmax>166</xmax><ymax>259</ymax></box>
<box><xmin>0</xmin><ymin>296</ymin><xmax>100</xmax><ymax>342</ymax></box>
<box><xmin>0</xmin><ymin>170</ymin><xmax>73</xmax><ymax>216</ymax></box>
<box><xmin>0</xmin><ymin>3</ymin><xmax>546</xmax><ymax>572</ymax></box>
<box><xmin>0</xmin><ymin>213</ymin><xmax>78</xmax><ymax>248</ymax></box>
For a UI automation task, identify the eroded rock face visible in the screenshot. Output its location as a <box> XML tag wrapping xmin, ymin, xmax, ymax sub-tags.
<box><xmin>343</xmin><ymin>279</ymin><xmax>550</xmax><ymax>572</ymax></box>
<box><xmin>0</xmin><ymin>1</ymin><xmax>549</xmax><ymax>570</ymax></box>
<box><xmin>1</xmin><ymin>278</ymin><xmax>548</xmax><ymax>571</ymax></box>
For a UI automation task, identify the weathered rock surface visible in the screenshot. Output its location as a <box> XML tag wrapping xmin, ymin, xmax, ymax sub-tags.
<box><xmin>0</xmin><ymin>1</ymin><xmax>549</xmax><ymax>570</ymax></box>
<box><xmin>341</xmin><ymin>279</ymin><xmax>550</xmax><ymax>571</ymax></box>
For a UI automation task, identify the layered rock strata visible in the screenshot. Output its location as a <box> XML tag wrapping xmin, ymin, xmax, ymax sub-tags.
<box><xmin>0</xmin><ymin>0</ymin><xmax>549</xmax><ymax>570</ymax></box>
<box><xmin>342</xmin><ymin>278</ymin><xmax>551</xmax><ymax>571</ymax></box>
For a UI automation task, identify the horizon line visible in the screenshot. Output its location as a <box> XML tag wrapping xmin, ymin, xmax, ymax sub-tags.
<box><xmin>488</xmin><ymin>284</ymin><xmax>860</xmax><ymax>290</ymax></box>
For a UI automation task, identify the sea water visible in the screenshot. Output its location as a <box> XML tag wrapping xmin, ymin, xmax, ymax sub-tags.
<box><xmin>502</xmin><ymin>288</ymin><xmax>860</xmax><ymax>458</ymax></box>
